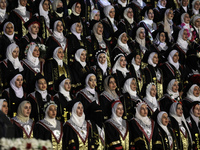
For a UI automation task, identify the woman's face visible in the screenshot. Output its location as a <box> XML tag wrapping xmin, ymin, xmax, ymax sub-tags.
<box><xmin>75</xmin><ymin>3</ymin><xmax>81</xmax><ymax>14</ymax></box>
<box><xmin>134</xmin><ymin>55</ymin><xmax>141</xmax><ymax>66</ymax></box>
<box><xmin>88</xmin><ymin>75</ymin><xmax>96</xmax><ymax>89</ymax></box>
<box><xmin>20</xmin><ymin>0</ymin><xmax>27</xmax><ymax>7</ymax></box>
<box><xmin>76</xmin><ymin>103</ymin><xmax>83</xmax><ymax>117</ymax></box>
<box><xmin>1</xmin><ymin>101</ymin><xmax>8</xmax><ymax>115</ymax></box>
<box><xmin>167</xmin><ymin>10</ymin><xmax>174</xmax><ymax>20</ymax></box>
<box><xmin>94</xmin><ymin>12</ymin><xmax>100</xmax><ymax>21</ymax></box>
<box><xmin>108</xmin><ymin>77</ymin><xmax>117</xmax><ymax>91</ymax></box>
<box><xmin>139</xmin><ymin>29</ymin><xmax>145</xmax><ymax>39</ymax></box>
<box><xmin>23</xmin><ymin>103</ymin><xmax>31</xmax><ymax>117</ymax></box>
<box><xmin>182</xmin><ymin>0</ymin><xmax>188</xmax><ymax>6</ymax></box>
<box><xmin>152</xmin><ymin>53</ymin><xmax>158</xmax><ymax>64</ymax></box>
<box><xmin>160</xmin><ymin>0</ymin><xmax>167</xmax><ymax>7</ymax></box>
<box><xmin>116</xmin><ymin>103</ymin><xmax>124</xmax><ymax>117</ymax></box>
<box><xmin>182</xmin><ymin>30</ymin><xmax>188</xmax><ymax>40</ymax></box>
<box><xmin>121</xmin><ymin>33</ymin><xmax>128</xmax><ymax>44</ymax></box>
<box><xmin>48</xmin><ymin>105</ymin><xmax>57</xmax><ymax>119</ymax></box>
<box><xmin>130</xmin><ymin>79</ymin><xmax>137</xmax><ymax>91</ymax></box>
<box><xmin>32</xmin><ymin>46</ymin><xmax>40</xmax><ymax>58</ymax></box>
<box><xmin>176</xmin><ymin>104</ymin><xmax>183</xmax><ymax>117</ymax></box>
<box><xmin>56</xmin><ymin>21</ymin><xmax>63</xmax><ymax>33</ymax></box>
<box><xmin>172</xmin><ymin>81</ymin><xmax>179</xmax><ymax>93</ymax></box>
<box><xmin>159</xmin><ymin>32</ymin><xmax>166</xmax><ymax>43</ymax></box>
<box><xmin>119</xmin><ymin>56</ymin><xmax>127</xmax><ymax>68</ymax></box>
<box><xmin>97</xmin><ymin>23</ymin><xmax>103</xmax><ymax>35</ymax></box>
<box><xmin>109</xmin><ymin>8</ymin><xmax>115</xmax><ymax>18</ymax></box>
<box><xmin>31</xmin><ymin>23</ymin><xmax>39</xmax><ymax>35</ymax></box>
<box><xmin>193</xmin><ymin>86</ymin><xmax>200</xmax><ymax>97</ymax></box>
<box><xmin>5</xmin><ymin>23</ymin><xmax>14</xmax><ymax>35</ymax></box>
<box><xmin>194</xmin><ymin>1</ymin><xmax>200</xmax><ymax>10</ymax></box>
<box><xmin>195</xmin><ymin>18</ymin><xmax>200</xmax><ymax>28</ymax></box>
<box><xmin>37</xmin><ymin>78</ymin><xmax>47</xmax><ymax>91</ymax></box>
<box><xmin>42</xmin><ymin>0</ymin><xmax>49</xmax><ymax>11</ymax></box>
<box><xmin>0</xmin><ymin>0</ymin><xmax>6</xmax><ymax>9</ymax></box>
<box><xmin>193</xmin><ymin>104</ymin><xmax>200</xmax><ymax>117</ymax></box>
<box><xmin>12</xmin><ymin>47</ymin><xmax>19</xmax><ymax>58</ymax></box>
<box><xmin>15</xmin><ymin>75</ymin><xmax>23</xmax><ymax>88</ymax></box>
<box><xmin>64</xmin><ymin>79</ymin><xmax>71</xmax><ymax>91</ymax></box>
<box><xmin>127</xmin><ymin>8</ymin><xmax>134</xmax><ymax>19</ymax></box>
<box><xmin>57</xmin><ymin>48</ymin><xmax>64</xmax><ymax>60</ymax></box>
<box><xmin>147</xmin><ymin>9</ymin><xmax>154</xmax><ymax>20</ymax></box>
<box><xmin>98</xmin><ymin>53</ymin><xmax>106</xmax><ymax>64</ymax></box>
<box><xmin>150</xmin><ymin>85</ymin><xmax>157</xmax><ymax>97</ymax></box>
<box><xmin>172</xmin><ymin>52</ymin><xmax>179</xmax><ymax>63</ymax></box>
<box><xmin>184</xmin><ymin>14</ymin><xmax>190</xmax><ymax>24</ymax></box>
<box><xmin>161</xmin><ymin>113</ymin><xmax>169</xmax><ymax>126</ymax></box>
<box><xmin>57</xmin><ymin>1</ymin><xmax>63</xmax><ymax>8</ymax></box>
<box><xmin>80</xmin><ymin>50</ymin><xmax>87</xmax><ymax>62</ymax></box>
<box><xmin>76</xmin><ymin>23</ymin><xmax>82</xmax><ymax>33</ymax></box>
<box><xmin>140</xmin><ymin>104</ymin><xmax>148</xmax><ymax>117</ymax></box>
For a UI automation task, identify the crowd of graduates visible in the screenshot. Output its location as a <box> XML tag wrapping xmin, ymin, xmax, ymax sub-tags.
<box><xmin>0</xmin><ymin>0</ymin><xmax>200</xmax><ymax>149</ymax></box>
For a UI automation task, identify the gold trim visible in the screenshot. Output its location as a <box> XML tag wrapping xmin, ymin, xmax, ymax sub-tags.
<box><xmin>48</xmin><ymin>81</ymin><xmax>53</xmax><ymax>85</ymax></box>
<box><xmin>134</xmin><ymin>137</ymin><xmax>144</xmax><ymax>143</ymax></box>
<box><xmin>69</xmin><ymin>139</ymin><xmax>75</xmax><ymax>145</ymax></box>
<box><xmin>109</xmin><ymin>140</ymin><xmax>120</xmax><ymax>147</ymax></box>
<box><xmin>154</xmin><ymin>141</ymin><xmax>162</xmax><ymax>145</ymax></box>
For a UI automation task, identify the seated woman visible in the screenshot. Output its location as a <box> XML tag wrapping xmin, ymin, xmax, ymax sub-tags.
<box><xmin>129</xmin><ymin>102</ymin><xmax>162</xmax><ymax>149</ymax></box>
<box><xmin>21</xmin><ymin>42</ymin><xmax>44</xmax><ymax>94</ymax></box>
<box><xmin>54</xmin><ymin>75</ymin><xmax>77</xmax><ymax>123</ymax></box>
<box><xmin>63</xmin><ymin>102</ymin><xmax>93</xmax><ymax>150</ymax></box>
<box><xmin>44</xmin><ymin>47</ymin><xmax>73</xmax><ymax>94</ymax></box>
<box><xmin>157</xmin><ymin>111</ymin><xmax>178</xmax><ymax>150</ymax></box>
<box><xmin>159</xmin><ymin>79</ymin><xmax>180</xmax><ymax>113</ymax></box>
<box><xmin>112</xmin><ymin>54</ymin><xmax>131</xmax><ymax>92</ymax></box>
<box><xmin>105</xmin><ymin>101</ymin><xmax>132</xmax><ymax>150</ymax></box>
<box><xmin>11</xmin><ymin>101</ymin><xmax>34</xmax><ymax>138</ymax></box>
<box><xmin>1</xmin><ymin>43</ymin><xmax>23</xmax><ymax>89</ymax></box>
<box><xmin>2</xmin><ymin>73</ymin><xmax>25</xmax><ymax>118</ymax></box>
<box><xmin>34</xmin><ymin>101</ymin><xmax>63</xmax><ymax>149</ymax></box>
<box><xmin>0</xmin><ymin>99</ymin><xmax>8</xmax><ymax>116</ymax></box>
<box><xmin>76</xmin><ymin>74</ymin><xmax>100</xmax><ymax>119</ymax></box>
<box><xmin>169</xmin><ymin>102</ymin><xmax>192</xmax><ymax>150</ymax></box>
<box><xmin>99</xmin><ymin>75</ymin><xmax>120</xmax><ymax>120</ymax></box>
<box><xmin>121</xmin><ymin>78</ymin><xmax>142</xmax><ymax>120</ymax></box>
<box><xmin>186</xmin><ymin>101</ymin><xmax>200</xmax><ymax>150</ymax></box>
<box><xmin>91</xmin><ymin>50</ymin><xmax>111</xmax><ymax>93</ymax></box>
<box><xmin>27</xmin><ymin>73</ymin><xmax>51</xmax><ymax>122</ymax></box>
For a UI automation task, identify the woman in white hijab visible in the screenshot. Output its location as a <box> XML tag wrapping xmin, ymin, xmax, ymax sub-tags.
<box><xmin>130</xmin><ymin>102</ymin><xmax>162</xmax><ymax>149</ymax></box>
<box><xmin>169</xmin><ymin>102</ymin><xmax>192</xmax><ymax>149</ymax></box>
<box><xmin>192</xmin><ymin>0</ymin><xmax>200</xmax><ymax>15</ymax></box>
<box><xmin>11</xmin><ymin>101</ymin><xmax>34</xmax><ymax>138</ymax></box>
<box><xmin>153</xmin><ymin>0</ymin><xmax>166</xmax><ymax>23</ymax></box>
<box><xmin>0</xmin><ymin>99</ymin><xmax>8</xmax><ymax>116</ymax></box>
<box><xmin>157</xmin><ymin>111</ymin><xmax>178</xmax><ymax>150</ymax></box>
<box><xmin>192</xmin><ymin>15</ymin><xmax>200</xmax><ymax>40</ymax></box>
<box><xmin>105</xmin><ymin>101</ymin><xmax>130</xmax><ymax>150</ymax></box>
<box><xmin>186</xmin><ymin>101</ymin><xmax>200</xmax><ymax>150</ymax></box>
<box><xmin>121</xmin><ymin>78</ymin><xmax>142</xmax><ymax>119</ymax></box>
<box><xmin>0</xmin><ymin>0</ymin><xmax>7</xmax><ymax>24</ymax></box>
<box><xmin>63</xmin><ymin>102</ymin><xmax>93</xmax><ymax>150</ymax></box>
<box><xmin>34</xmin><ymin>101</ymin><xmax>63</xmax><ymax>149</ymax></box>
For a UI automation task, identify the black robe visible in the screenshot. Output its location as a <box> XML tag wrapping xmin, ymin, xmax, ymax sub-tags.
<box><xmin>173</xmin><ymin>43</ymin><xmax>189</xmax><ymax>66</ymax></box>
<box><xmin>182</xmin><ymin>97</ymin><xmax>194</xmax><ymax>119</ymax></box>
<box><xmin>153</xmin><ymin>7</ymin><xmax>166</xmax><ymax>23</ymax></box>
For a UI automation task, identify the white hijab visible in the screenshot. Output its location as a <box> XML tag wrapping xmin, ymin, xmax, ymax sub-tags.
<box><xmin>59</xmin><ymin>78</ymin><xmax>72</xmax><ymax>101</ymax></box>
<box><xmin>71</xmin><ymin>2</ymin><xmax>80</xmax><ymax>16</ymax></box>
<box><xmin>10</xmin><ymin>74</ymin><xmax>24</xmax><ymax>98</ymax></box>
<box><xmin>147</xmin><ymin>52</ymin><xmax>157</xmax><ymax>67</ymax></box>
<box><xmin>90</xmin><ymin>9</ymin><xmax>100</xmax><ymax>20</ymax></box>
<box><xmin>112</xmin><ymin>55</ymin><xmax>129</xmax><ymax>77</ymax></box>
<box><xmin>135</xmin><ymin>27</ymin><xmax>146</xmax><ymax>49</ymax></box>
<box><xmin>111</xmin><ymin>102</ymin><xmax>123</xmax><ymax>126</ymax></box>
<box><xmin>97</xmin><ymin>52</ymin><xmax>107</xmax><ymax>75</ymax></box>
<box><xmin>167</xmin><ymin>79</ymin><xmax>179</xmax><ymax>99</ymax></box>
<box><xmin>131</xmin><ymin>56</ymin><xmax>140</xmax><ymax>71</ymax></box>
<box><xmin>157</xmin><ymin>111</ymin><xmax>170</xmax><ymax>135</ymax></box>
<box><xmin>98</xmin><ymin>0</ymin><xmax>111</xmax><ymax>7</ymax></box>
<box><xmin>93</xmin><ymin>22</ymin><xmax>103</xmax><ymax>42</ymax></box>
<box><xmin>0</xmin><ymin>0</ymin><xmax>6</xmax><ymax>22</ymax></box>
<box><xmin>157</xmin><ymin>0</ymin><xmax>166</xmax><ymax>8</ymax></box>
<box><xmin>3</xmin><ymin>22</ymin><xmax>14</xmax><ymax>41</ymax></box>
<box><xmin>192</xmin><ymin>0</ymin><xmax>200</xmax><ymax>15</ymax></box>
<box><xmin>75</xmin><ymin>48</ymin><xmax>86</xmax><ymax>68</ymax></box>
<box><xmin>6</xmin><ymin>43</ymin><xmax>23</xmax><ymax>72</ymax></box>
<box><xmin>69</xmin><ymin>102</ymin><xmax>85</xmax><ymax>127</ymax></box>
<box><xmin>168</xmin><ymin>50</ymin><xmax>180</xmax><ymax>70</ymax></box>
<box><xmin>35</xmin><ymin>79</ymin><xmax>48</xmax><ymax>100</ymax></box>
<box><xmin>153</xmin><ymin>32</ymin><xmax>168</xmax><ymax>50</ymax></box>
<box><xmin>135</xmin><ymin>102</ymin><xmax>151</xmax><ymax>125</ymax></box>
<box><xmin>187</xmin><ymin>84</ymin><xmax>200</xmax><ymax>101</ymax></box>
<box><xmin>28</xmin><ymin>24</ymin><xmax>38</xmax><ymax>39</ymax></box>
<box><xmin>176</xmin><ymin>28</ymin><xmax>189</xmax><ymax>53</ymax></box>
<box><xmin>39</xmin><ymin>0</ymin><xmax>50</xmax><ymax>28</ymax></box>
<box><xmin>142</xmin><ymin>10</ymin><xmax>153</xmax><ymax>27</ymax></box>
<box><xmin>118</xmin><ymin>0</ymin><xmax>127</xmax><ymax>7</ymax></box>
<box><xmin>70</xmin><ymin>22</ymin><xmax>81</xmax><ymax>40</ymax></box>
<box><xmin>0</xmin><ymin>99</ymin><xmax>6</xmax><ymax>110</ymax></box>
<box><xmin>117</xmin><ymin>32</ymin><xmax>130</xmax><ymax>55</ymax></box>
<box><xmin>164</xmin><ymin>9</ymin><xmax>174</xmax><ymax>42</ymax></box>
<box><xmin>85</xmin><ymin>73</ymin><xmax>96</xmax><ymax>95</ymax></box>
<box><xmin>53</xmin><ymin>47</ymin><xmax>63</xmax><ymax>67</ymax></box>
<box><xmin>122</xmin><ymin>78</ymin><xmax>137</xmax><ymax>97</ymax></box>
<box><xmin>190</xmin><ymin>103</ymin><xmax>200</xmax><ymax>130</ymax></box>
<box><xmin>123</xmin><ymin>7</ymin><xmax>134</xmax><ymax>24</ymax></box>
<box><xmin>44</xmin><ymin>103</ymin><xmax>57</xmax><ymax>128</ymax></box>
<box><xmin>15</xmin><ymin>0</ymin><xmax>26</xmax><ymax>16</ymax></box>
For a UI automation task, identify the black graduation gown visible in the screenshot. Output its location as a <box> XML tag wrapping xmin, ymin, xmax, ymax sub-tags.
<box><xmin>2</xmin><ymin>88</ymin><xmax>26</xmax><ymax>118</ymax></box>
<box><xmin>27</xmin><ymin>91</ymin><xmax>51</xmax><ymax>122</ymax></box>
<box><xmin>173</xmin><ymin>43</ymin><xmax>188</xmax><ymax>66</ymax></box>
<box><xmin>129</xmin><ymin>118</ymin><xmax>163</xmax><ymax>150</ymax></box>
<box><xmin>182</xmin><ymin>97</ymin><xmax>193</xmax><ymax>119</ymax></box>
<box><xmin>112</xmin><ymin>45</ymin><xmax>133</xmax><ymax>61</ymax></box>
<box><xmin>166</xmin><ymin>0</ymin><xmax>180</xmax><ymax>10</ymax></box>
<box><xmin>187</xmin><ymin>116</ymin><xmax>200</xmax><ymax>150</ymax></box>
<box><xmin>53</xmin><ymin>92</ymin><xmax>77</xmax><ymax>123</ymax></box>
<box><xmin>62</xmin><ymin>121</ymin><xmax>93</xmax><ymax>150</ymax></box>
<box><xmin>114</xmin><ymin>3</ymin><xmax>126</xmax><ymax>22</ymax></box>
<box><xmin>153</xmin><ymin>7</ymin><xmax>166</xmax><ymax>23</ymax></box>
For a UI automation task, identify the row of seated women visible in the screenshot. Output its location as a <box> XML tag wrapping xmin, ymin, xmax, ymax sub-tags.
<box><xmin>1</xmin><ymin>95</ymin><xmax>200</xmax><ymax>150</ymax></box>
